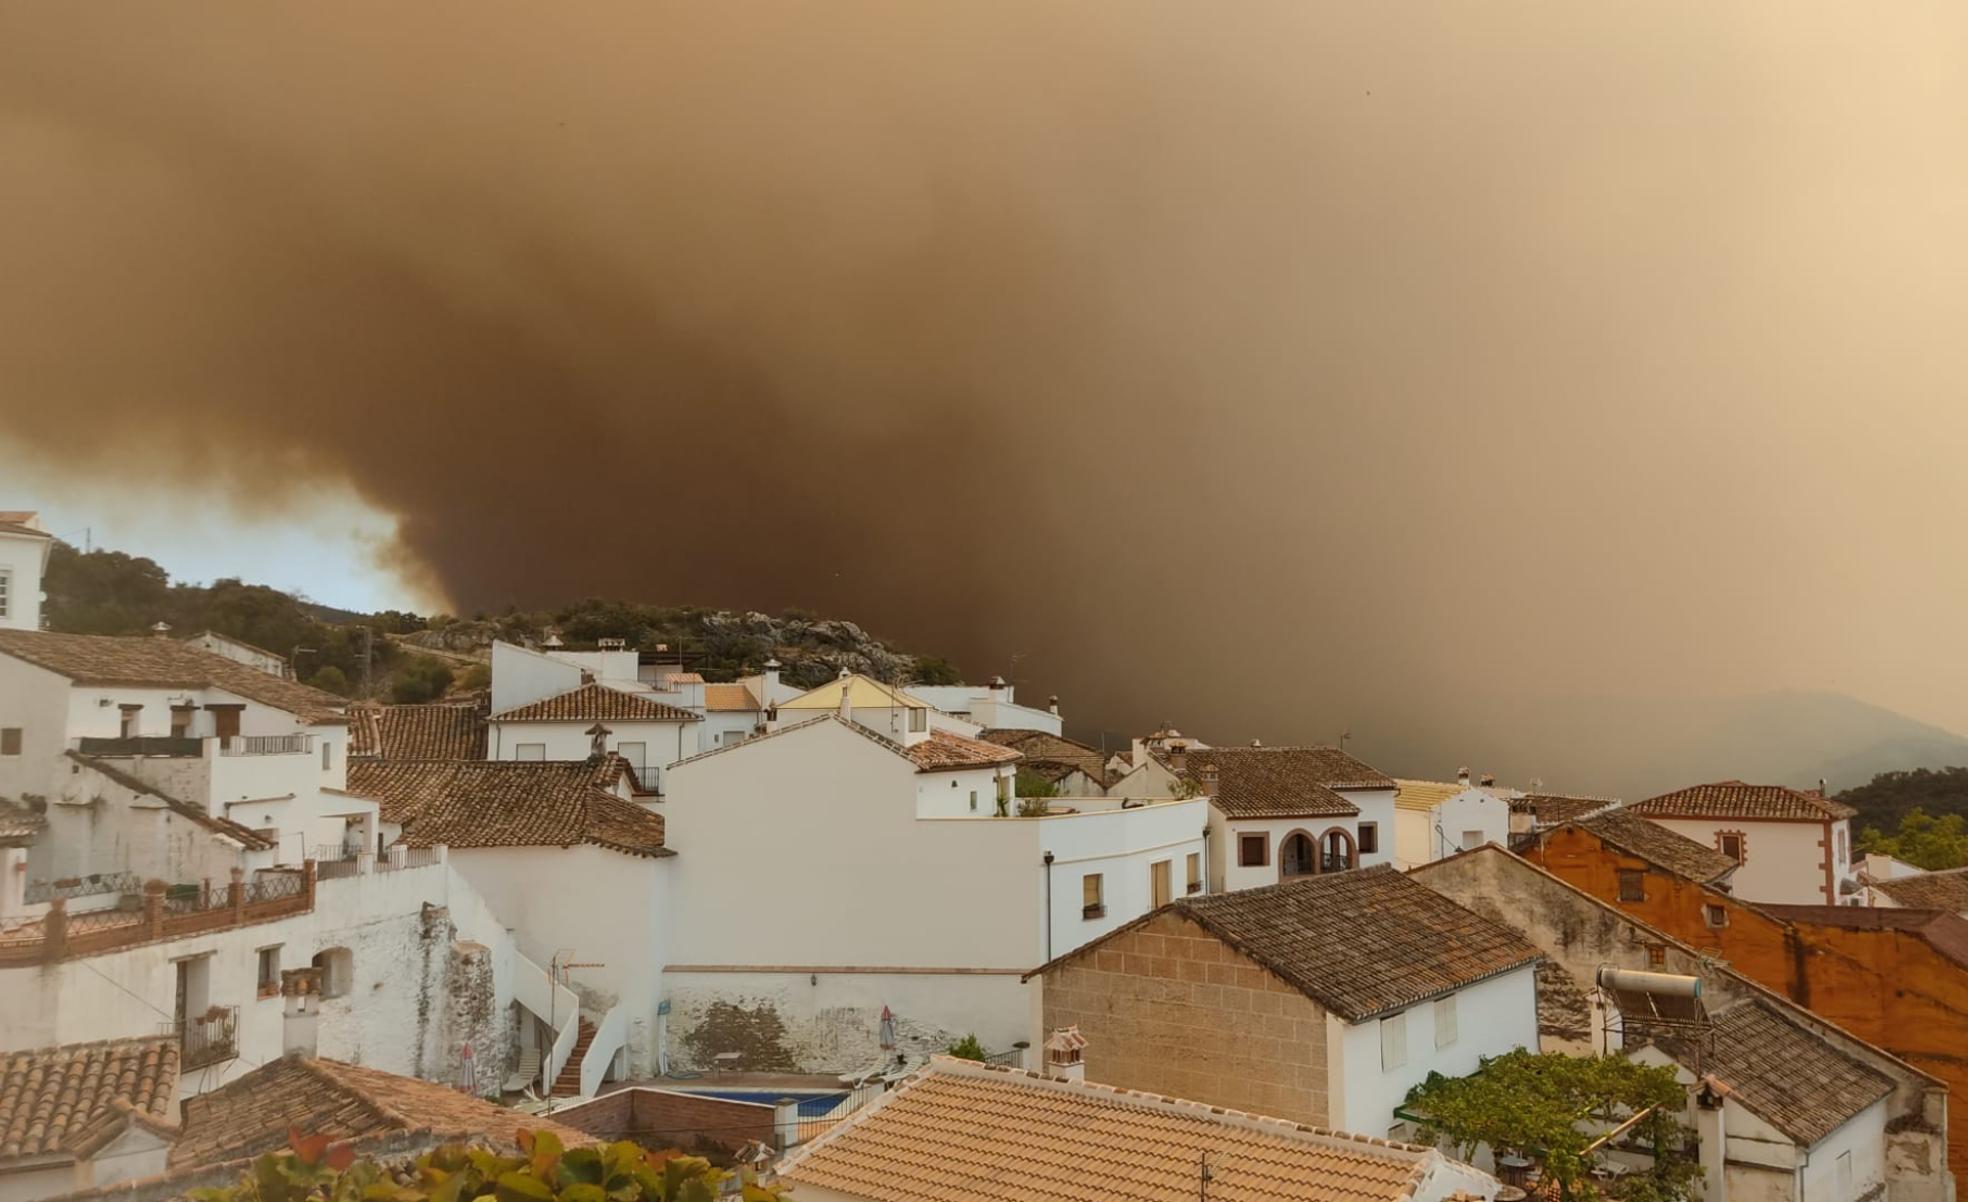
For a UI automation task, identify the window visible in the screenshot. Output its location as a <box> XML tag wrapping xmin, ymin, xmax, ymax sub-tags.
<box><xmin>1617</xmin><ymin>869</ymin><xmax>1646</xmax><ymax>902</ymax></box>
<box><xmin>1357</xmin><ymin>823</ymin><xmax>1379</xmax><ymax>855</ymax></box>
<box><xmin>1461</xmin><ymin>829</ymin><xmax>1484</xmax><ymax>851</ymax></box>
<box><xmin>170</xmin><ymin>708</ymin><xmax>193</xmax><ymax>737</ymax></box>
<box><xmin>1082</xmin><ymin>874</ymin><xmax>1105</xmax><ymax>920</ymax></box>
<box><xmin>210</xmin><ymin>706</ymin><xmax>242</xmax><ymax>740</ymax></box>
<box><xmin>615</xmin><ymin>741</ymin><xmax>646</xmax><ymax>771</ymax></box>
<box><xmin>909</xmin><ymin>707</ymin><xmax>927</xmax><ymax>733</ymax></box>
<box><xmin>1704</xmin><ymin>903</ymin><xmax>1729</xmax><ymax>928</ymax></box>
<box><xmin>1380</xmin><ymin>1011</ymin><xmax>1408</xmax><ymax>1070</ymax></box>
<box><xmin>1186</xmin><ymin>852</ymin><xmax>1203</xmax><ymax>894</ymax></box>
<box><xmin>1434</xmin><ymin>994</ymin><xmax>1458</xmax><ymax>1048</ymax></box>
<box><xmin>256</xmin><ymin>946</ymin><xmax>281</xmax><ymax>999</ymax></box>
<box><xmin>1151</xmin><ymin>860</ymin><xmax>1173</xmax><ymax>907</ymax></box>
<box><xmin>0</xmin><ymin>728</ymin><xmax>18</xmax><ymax>757</ymax></box>
<box><xmin>0</xmin><ymin>567</ymin><xmax>10</xmax><ymax>618</ymax></box>
<box><xmin>1836</xmin><ymin>827</ymin><xmax>1849</xmax><ymax>866</ymax></box>
<box><xmin>321</xmin><ymin>739</ymin><xmax>334</xmax><ymax>770</ymax></box>
<box><xmin>969</xmin><ymin>790</ymin><xmax>978</xmax><ymax>812</ymax></box>
<box><xmin>1647</xmin><ymin>943</ymin><xmax>1667</xmax><ymax>967</ymax></box>
<box><xmin>1718</xmin><ymin>831</ymin><xmax>1745</xmax><ymax>865</ymax></box>
<box><xmin>1239</xmin><ymin>834</ymin><xmax>1268</xmax><ymax>867</ymax></box>
<box><xmin>119</xmin><ymin>705</ymin><xmax>142</xmax><ymax>738</ymax></box>
<box><xmin>515</xmin><ymin>743</ymin><xmax>546</xmax><ymax>761</ymax></box>
<box><xmin>312</xmin><ymin>947</ymin><xmax>353</xmax><ymax>998</ymax></box>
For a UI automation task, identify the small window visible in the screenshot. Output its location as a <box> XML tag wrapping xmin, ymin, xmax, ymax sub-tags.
<box><xmin>1150</xmin><ymin>860</ymin><xmax>1173</xmax><ymax>907</ymax></box>
<box><xmin>1718</xmin><ymin>832</ymin><xmax>1745</xmax><ymax>865</ymax></box>
<box><xmin>0</xmin><ymin>728</ymin><xmax>19</xmax><ymax>757</ymax></box>
<box><xmin>1704</xmin><ymin>904</ymin><xmax>1729</xmax><ymax>928</ymax></box>
<box><xmin>321</xmin><ymin>739</ymin><xmax>333</xmax><ymax>770</ymax></box>
<box><xmin>515</xmin><ymin>743</ymin><xmax>546</xmax><ymax>761</ymax></box>
<box><xmin>1239</xmin><ymin>834</ymin><xmax>1268</xmax><ymax>867</ymax></box>
<box><xmin>257</xmin><ymin>946</ymin><xmax>281</xmax><ymax>999</ymax></box>
<box><xmin>1460</xmin><ymin>829</ymin><xmax>1484</xmax><ymax>851</ymax></box>
<box><xmin>170</xmin><ymin>709</ymin><xmax>193</xmax><ymax>737</ymax></box>
<box><xmin>1186</xmin><ymin>852</ymin><xmax>1203</xmax><ymax>894</ymax></box>
<box><xmin>1434</xmin><ymin>995</ymin><xmax>1458</xmax><ymax>1048</ymax></box>
<box><xmin>1647</xmin><ymin>943</ymin><xmax>1667</xmax><ymax>967</ymax></box>
<box><xmin>1836</xmin><ymin>827</ymin><xmax>1848</xmax><ymax>866</ymax></box>
<box><xmin>1357</xmin><ymin>823</ymin><xmax>1379</xmax><ymax>854</ymax></box>
<box><xmin>909</xmin><ymin>708</ymin><xmax>927</xmax><ymax>733</ymax></box>
<box><xmin>1618</xmin><ymin>869</ymin><xmax>1646</xmax><ymax>902</ymax></box>
<box><xmin>119</xmin><ymin>705</ymin><xmax>142</xmax><ymax>738</ymax></box>
<box><xmin>969</xmin><ymin>790</ymin><xmax>978</xmax><ymax>812</ymax></box>
<box><xmin>1380</xmin><ymin>1011</ymin><xmax>1408</xmax><ymax>1070</ymax></box>
<box><xmin>1082</xmin><ymin>874</ymin><xmax>1105</xmax><ymax>920</ymax></box>
<box><xmin>0</xmin><ymin>568</ymin><xmax>10</xmax><ymax>618</ymax></box>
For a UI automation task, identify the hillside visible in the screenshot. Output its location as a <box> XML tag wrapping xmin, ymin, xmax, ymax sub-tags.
<box><xmin>39</xmin><ymin>541</ymin><xmax>962</xmax><ymax>702</ymax></box>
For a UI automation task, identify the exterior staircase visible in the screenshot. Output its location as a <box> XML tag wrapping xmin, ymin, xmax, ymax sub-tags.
<box><xmin>550</xmin><ymin>1017</ymin><xmax>598</xmax><ymax>1097</ymax></box>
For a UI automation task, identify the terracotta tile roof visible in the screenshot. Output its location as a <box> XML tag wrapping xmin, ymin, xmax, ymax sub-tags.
<box><xmin>777</xmin><ymin>1057</ymin><xmax>1478</xmax><ymax>1202</ymax></box>
<box><xmin>0</xmin><ymin>521</ymin><xmax>52</xmax><ymax>540</ymax></box>
<box><xmin>170</xmin><ymin>1058</ymin><xmax>593</xmax><ymax>1172</ymax></box>
<box><xmin>906</xmin><ymin>729</ymin><xmax>1022</xmax><ymax>773</ymax></box>
<box><xmin>1761</xmin><ymin>904</ymin><xmax>1968</xmax><ymax>972</ymax></box>
<box><xmin>0</xmin><ymin>1037</ymin><xmax>178</xmax><ymax>1165</ymax></box>
<box><xmin>0</xmin><ymin>796</ymin><xmax>45</xmax><ymax>845</ymax></box>
<box><xmin>1038</xmin><ymin>866</ymin><xmax>1542</xmax><ymax>1022</ymax></box>
<box><xmin>67</xmin><ymin>752</ymin><xmax>277</xmax><ymax>850</ymax></box>
<box><xmin>1569</xmin><ymin>808</ymin><xmax>1740</xmax><ymax>885</ymax></box>
<box><xmin>347</xmin><ymin>703</ymin><xmax>488</xmax><ymax>760</ymax></box>
<box><xmin>668</xmin><ymin>713</ymin><xmax>917</xmax><ymax>774</ymax></box>
<box><xmin>0</xmin><ymin>630</ymin><xmax>348</xmax><ymax>724</ymax></box>
<box><xmin>702</xmin><ymin>683</ymin><xmax>761</xmax><ymax>712</ymax></box>
<box><xmin>976</xmin><ymin>730</ymin><xmax>1108</xmax><ymax>784</ymax></box>
<box><xmin>350</xmin><ymin>760</ymin><xmax>670</xmax><ymax>856</ymax></box>
<box><xmin>1510</xmin><ymin>793</ymin><xmax>1619</xmax><ymax>822</ymax></box>
<box><xmin>1870</xmin><ymin>867</ymin><xmax>1968</xmax><ymax>912</ymax></box>
<box><xmin>1629</xmin><ymin>780</ymin><xmax>1856</xmax><ymax>822</ymax></box>
<box><xmin>1165</xmin><ymin>747</ymin><xmax>1370</xmax><ymax>819</ymax></box>
<box><xmin>490</xmin><ymin>682</ymin><xmax>699</xmax><ymax>724</ymax></box>
<box><xmin>1647</xmin><ymin>1002</ymin><xmax>1892</xmax><ymax>1146</ymax></box>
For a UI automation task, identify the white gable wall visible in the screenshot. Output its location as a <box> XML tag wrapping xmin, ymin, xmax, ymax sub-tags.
<box><xmin>1641</xmin><ymin>816</ymin><xmax>1845</xmax><ymax>905</ymax></box>
<box><xmin>490</xmin><ymin>641</ymin><xmax>584</xmax><ymax>714</ymax></box>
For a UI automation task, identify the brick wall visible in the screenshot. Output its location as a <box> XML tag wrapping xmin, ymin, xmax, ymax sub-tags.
<box><xmin>1039</xmin><ymin>910</ymin><xmax>1332</xmax><ymax>1125</ymax></box>
<box><xmin>553</xmin><ymin>1087</ymin><xmax>774</xmax><ymax>1154</ymax></box>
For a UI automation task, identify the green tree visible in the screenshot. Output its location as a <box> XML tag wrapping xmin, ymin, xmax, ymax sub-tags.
<box><xmin>188</xmin><ymin>1128</ymin><xmax>784</xmax><ymax>1202</ymax></box>
<box><xmin>946</xmin><ymin>1033</ymin><xmax>988</xmax><ymax>1060</ymax></box>
<box><xmin>1404</xmin><ymin>1050</ymin><xmax>1698</xmax><ymax>1202</ymax></box>
<box><xmin>309</xmin><ymin>666</ymin><xmax>351</xmax><ymax>696</ymax></box>
<box><xmin>389</xmin><ymin>656</ymin><xmax>455</xmax><ymax>704</ymax></box>
<box><xmin>1858</xmin><ymin>807</ymin><xmax>1968</xmax><ymax>870</ymax></box>
<box><xmin>1015</xmin><ymin>768</ymin><xmax>1062</xmax><ymax>799</ymax></box>
<box><xmin>909</xmin><ymin>655</ymin><xmax>963</xmax><ymax>686</ymax></box>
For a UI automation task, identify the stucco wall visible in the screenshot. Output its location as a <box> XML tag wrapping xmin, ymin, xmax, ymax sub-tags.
<box><xmin>488</xmin><ymin>717</ymin><xmax>698</xmax><ymax>787</ymax></box>
<box><xmin>1643</xmin><ymin>815</ymin><xmax>1843</xmax><ymax>905</ymax></box>
<box><xmin>0</xmin><ymin>532</ymin><xmax>47</xmax><ymax>634</ymax></box>
<box><xmin>1329</xmin><ymin>967</ymin><xmax>1539</xmax><ymax>1136</ymax></box>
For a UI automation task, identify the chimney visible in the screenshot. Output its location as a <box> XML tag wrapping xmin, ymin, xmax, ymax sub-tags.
<box><xmin>1044</xmin><ymin>1026</ymin><xmax>1087</xmax><ymax>1083</ymax></box>
<box><xmin>149</xmin><ymin>621</ymin><xmax>172</xmax><ymax>638</ymax></box>
<box><xmin>763</xmin><ymin>657</ymin><xmax>781</xmax><ymax>701</ymax></box>
<box><xmin>1048</xmin><ymin>695</ymin><xmax>1060</xmax><ymax>717</ymax></box>
<box><xmin>838</xmin><ymin>683</ymin><xmax>854</xmax><ymax>720</ymax></box>
<box><xmin>281</xmin><ymin>967</ymin><xmax>322</xmax><ymax>1057</ymax></box>
<box><xmin>988</xmin><ymin>675</ymin><xmax>1008</xmax><ymax>693</ymax></box>
<box><xmin>1457</xmin><ymin>766</ymin><xmax>1470</xmax><ymax>787</ymax></box>
<box><xmin>1480</xmin><ymin>773</ymin><xmax>1496</xmax><ymax>788</ymax></box>
<box><xmin>1168</xmin><ymin>746</ymin><xmax>1187</xmax><ymax>774</ymax></box>
<box><xmin>1198</xmin><ymin>764</ymin><xmax>1219</xmax><ymax>796</ymax></box>
<box><xmin>837</xmin><ymin>667</ymin><xmax>852</xmax><ymax>680</ymax></box>
<box><xmin>1250</xmin><ymin>738</ymin><xmax>1262</xmax><ymax>748</ymax></box>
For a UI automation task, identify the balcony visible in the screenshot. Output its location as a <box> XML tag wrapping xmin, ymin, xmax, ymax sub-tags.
<box><xmin>76</xmin><ymin>736</ymin><xmax>202</xmax><ymax>758</ymax></box>
<box><xmin>220</xmin><ymin>734</ymin><xmax>312</xmax><ymax>756</ymax></box>
<box><xmin>174</xmin><ymin>1005</ymin><xmax>241</xmax><ymax>1070</ymax></box>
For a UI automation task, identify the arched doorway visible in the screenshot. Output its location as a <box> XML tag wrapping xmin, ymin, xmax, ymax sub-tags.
<box><xmin>1320</xmin><ymin>828</ymin><xmax>1357</xmax><ymax>874</ymax></box>
<box><xmin>1279</xmin><ymin>831</ymin><xmax>1317</xmax><ymax>878</ymax></box>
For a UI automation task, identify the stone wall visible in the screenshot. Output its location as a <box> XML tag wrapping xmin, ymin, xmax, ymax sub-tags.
<box><xmin>1038</xmin><ymin>910</ymin><xmax>1333</xmax><ymax>1126</ymax></box>
<box><xmin>553</xmin><ymin>1087</ymin><xmax>773</xmax><ymax>1156</ymax></box>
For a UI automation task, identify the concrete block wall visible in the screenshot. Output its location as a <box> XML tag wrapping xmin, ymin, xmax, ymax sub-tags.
<box><xmin>1039</xmin><ymin>911</ymin><xmax>1332</xmax><ymax>1126</ymax></box>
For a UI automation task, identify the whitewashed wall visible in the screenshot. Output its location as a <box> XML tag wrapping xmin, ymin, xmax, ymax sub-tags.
<box><xmin>1329</xmin><ymin>966</ymin><xmax>1539</xmax><ymax>1137</ymax></box>
<box><xmin>490</xmin><ymin>641</ymin><xmax>584</xmax><ymax>714</ymax></box>
<box><xmin>488</xmin><ymin>717</ymin><xmax>699</xmax><ymax>786</ymax></box>
<box><xmin>0</xmin><ymin>653</ymin><xmax>80</xmax><ymax>801</ymax></box>
<box><xmin>1642</xmin><ymin>816</ymin><xmax>1841</xmax><ymax>904</ymax></box>
<box><xmin>0</xmin><ymin>532</ymin><xmax>47</xmax><ymax>633</ymax></box>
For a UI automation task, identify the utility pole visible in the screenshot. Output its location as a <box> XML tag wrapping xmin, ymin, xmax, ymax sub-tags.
<box><xmin>359</xmin><ymin>627</ymin><xmax>373</xmax><ymax>697</ymax></box>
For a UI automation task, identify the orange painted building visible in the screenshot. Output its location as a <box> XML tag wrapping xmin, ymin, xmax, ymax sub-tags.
<box><xmin>1527</xmin><ymin>818</ymin><xmax>1968</xmax><ymax>1175</ymax></box>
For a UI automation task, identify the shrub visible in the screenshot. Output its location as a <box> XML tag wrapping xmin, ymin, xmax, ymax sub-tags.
<box><xmin>187</xmin><ymin>1127</ymin><xmax>786</xmax><ymax>1202</ymax></box>
<box><xmin>308</xmin><ymin>666</ymin><xmax>350</xmax><ymax>696</ymax></box>
<box><xmin>389</xmin><ymin>656</ymin><xmax>455</xmax><ymax>704</ymax></box>
<box><xmin>459</xmin><ymin>663</ymin><xmax>491</xmax><ymax>692</ymax></box>
<box><xmin>946</xmin><ymin>1033</ymin><xmax>987</xmax><ymax>1061</ymax></box>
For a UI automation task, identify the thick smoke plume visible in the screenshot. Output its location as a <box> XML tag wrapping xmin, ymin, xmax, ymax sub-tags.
<box><xmin>4</xmin><ymin>3</ymin><xmax>1967</xmax><ymax>791</ymax></box>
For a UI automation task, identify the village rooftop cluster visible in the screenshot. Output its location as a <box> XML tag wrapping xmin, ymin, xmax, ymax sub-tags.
<box><xmin>0</xmin><ymin>511</ymin><xmax>1959</xmax><ymax>1202</ymax></box>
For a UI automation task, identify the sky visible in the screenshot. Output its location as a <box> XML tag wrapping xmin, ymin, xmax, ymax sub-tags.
<box><xmin>3</xmin><ymin>3</ymin><xmax>1967</xmax><ymax>788</ymax></box>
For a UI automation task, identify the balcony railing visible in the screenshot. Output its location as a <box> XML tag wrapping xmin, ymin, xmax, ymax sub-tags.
<box><xmin>221</xmin><ymin>734</ymin><xmax>312</xmax><ymax>756</ymax></box>
<box><xmin>175</xmin><ymin>1005</ymin><xmax>241</xmax><ymax>1070</ymax></box>
<box><xmin>24</xmin><ymin>872</ymin><xmax>144</xmax><ymax>905</ymax></box>
<box><xmin>0</xmin><ymin>865</ymin><xmax>319</xmax><ymax>966</ymax></box>
<box><xmin>76</xmin><ymin>736</ymin><xmax>202</xmax><ymax>758</ymax></box>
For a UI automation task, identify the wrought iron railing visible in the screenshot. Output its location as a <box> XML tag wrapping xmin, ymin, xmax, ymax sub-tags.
<box><xmin>24</xmin><ymin>872</ymin><xmax>143</xmax><ymax>905</ymax></box>
<box><xmin>77</xmin><ymin>736</ymin><xmax>202</xmax><ymax>758</ymax></box>
<box><xmin>221</xmin><ymin>734</ymin><xmax>312</xmax><ymax>756</ymax></box>
<box><xmin>177</xmin><ymin>1006</ymin><xmax>241</xmax><ymax>1070</ymax></box>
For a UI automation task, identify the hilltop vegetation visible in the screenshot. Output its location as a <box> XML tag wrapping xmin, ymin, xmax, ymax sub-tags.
<box><xmin>40</xmin><ymin>541</ymin><xmax>960</xmax><ymax>701</ymax></box>
<box><xmin>1842</xmin><ymin>768</ymin><xmax>1968</xmax><ymax>869</ymax></box>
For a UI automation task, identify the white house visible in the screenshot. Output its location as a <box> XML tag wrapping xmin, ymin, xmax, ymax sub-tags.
<box><xmin>1858</xmin><ymin>862</ymin><xmax>1968</xmax><ymax>913</ymax></box>
<box><xmin>1626</xmin><ymin>1000</ymin><xmax>1892</xmax><ymax>1202</ymax></box>
<box><xmin>488</xmin><ymin>682</ymin><xmax>700</xmax><ymax>792</ymax></box>
<box><xmin>908</xmin><ymin>677</ymin><xmax>1065</xmax><ymax>736</ymax></box>
<box><xmin>0</xmin><ymin>630</ymin><xmax>373</xmax><ymax>883</ymax></box>
<box><xmin>0</xmin><ymin>512</ymin><xmax>52</xmax><ymax>634</ymax></box>
<box><xmin>1626</xmin><ymin>781</ymin><xmax>1859</xmax><ymax>905</ymax></box>
<box><xmin>348</xmin><ymin>756</ymin><xmax>670</xmax><ymax>1088</ymax></box>
<box><xmin>977</xmin><ymin>729</ymin><xmax>1112</xmax><ymax>798</ymax></box>
<box><xmin>699</xmin><ymin>682</ymin><xmax>764</xmax><ymax>750</ymax></box>
<box><xmin>177</xmin><ymin>631</ymin><xmax>291</xmax><ymax>679</ymax></box>
<box><xmin>777</xmin><ymin>1056</ymin><xmax>1501</xmax><ymax>1202</ymax></box>
<box><xmin>1027</xmin><ymin>865</ymin><xmax>1544</xmax><ymax>1140</ymax></box>
<box><xmin>1392</xmin><ymin>776</ymin><xmax>1513</xmax><ymax>869</ymax></box>
<box><xmin>1112</xmin><ymin>743</ymin><xmax>1399</xmax><ymax>892</ymax></box>
<box><xmin>659</xmin><ymin>714</ymin><xmax>1208</xmax><ymax>1075</ymax></box>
